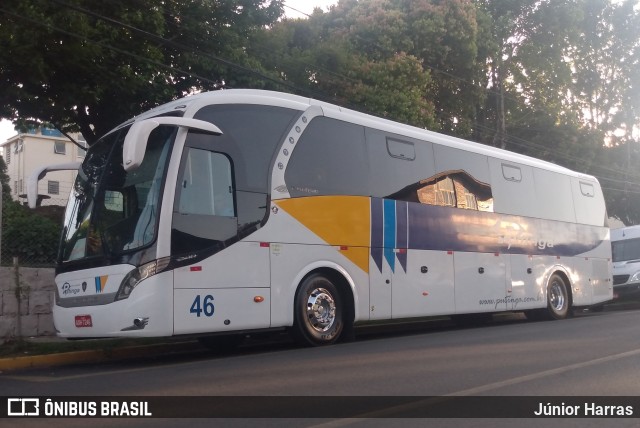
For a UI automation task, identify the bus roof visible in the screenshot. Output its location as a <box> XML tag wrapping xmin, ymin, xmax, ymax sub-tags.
<box><xmin>119</xmin><ymin>89</ymin><xmax>597</xmax><ymax>183</ymax></box>
<box><xmin>612</xmin><ymin>225</ymin><xmax>640</xmax><ymax>241</ymax></box>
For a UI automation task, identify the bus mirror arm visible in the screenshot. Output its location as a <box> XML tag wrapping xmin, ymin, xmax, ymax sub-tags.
<box><xmin>123</xmin><ymin>117</ymin><xmax>223</xmax><ymax>172</ymax></box>
<box><xmin>27</xmin><ymin>162</ymin><xmax>82</xmax><ymax>208</ymax></box>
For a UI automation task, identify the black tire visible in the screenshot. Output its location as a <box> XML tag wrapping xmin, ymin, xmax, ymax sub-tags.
<box><xmin>546</xmin><ymin>273</ymin><xmax>570</xmax><ymax>320</ymax></box>
<box><xmin>293</xmin><ymin>273</ymin><xmax>344</xmax><ymax>346</ymax></box>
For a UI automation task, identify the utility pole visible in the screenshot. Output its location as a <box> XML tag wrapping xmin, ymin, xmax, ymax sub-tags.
<box><xmin>0</xmin><ymin>181</ymin><xmax>3</xmax><ymax>266</ymax></box>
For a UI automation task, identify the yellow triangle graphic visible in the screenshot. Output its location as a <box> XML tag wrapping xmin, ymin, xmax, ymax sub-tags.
<box><xmin>276</xmin><ymin>196</ymin><xmax>370</xmax><ymax>273</ymax></box>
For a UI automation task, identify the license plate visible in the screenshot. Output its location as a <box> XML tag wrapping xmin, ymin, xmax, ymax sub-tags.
<box><xmin>75</xmin><ymin>315</ymin><xmax>93</xmax><ymax>328</ymax></box>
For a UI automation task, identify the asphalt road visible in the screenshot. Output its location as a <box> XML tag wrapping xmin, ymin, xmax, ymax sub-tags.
<box><xmin>2</xmin><ymin>307</ymin><xmax>640</xmax><ymax>428</ymax></box>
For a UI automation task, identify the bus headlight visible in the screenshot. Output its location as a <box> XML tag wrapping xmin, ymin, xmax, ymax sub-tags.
<box><xmin>115</xmin><ymin>257</ymin><xmax>170</xmax><ymax>301</ymax></box>
<box><xmin>629</xmin><ymin>271</ymin><xmax>640</xmax><ymax>284</ymax></box>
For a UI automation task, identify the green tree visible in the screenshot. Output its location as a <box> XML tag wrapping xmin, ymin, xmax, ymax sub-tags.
<box><xmin>252</xmin><ymin>0</ymin><xmax>494</xmax><ymax>132</ymax></box>
<box><xmin>251</xmin><ymin>5</ymin><xmax>437</xmax><ymax>129</ymax></box>
<box><xmin>571</xmin><ymin>0</ymin><xmax>640</xmax><ymax>140</ymax></box>
<box><xmin>0</xmin><ymin>0</ymin><xmax>283</xmax><ymax>144</ymax></box>
<box><xmin>0</xmin><ymin>155</ymin><xmax>10</xmax><ymax>202</ymax></box>
<box><xmin>2</xmin><ymin>201</ymin><xmax>61</xmax><ymax>265</ymax></box>
<box><xmin>557</xmin><ymin>0</ymin><xmax>640</xmax><ymax>223</ymax></box>
<box><xmin>476</xmin><ymin>0</ymin><xmax>584</xmax><ymax>148</ymax></box>
<box><xmin>323</xmin><ymin>0</ymin><xmax>489</xmax><ymax>136</ymax></box>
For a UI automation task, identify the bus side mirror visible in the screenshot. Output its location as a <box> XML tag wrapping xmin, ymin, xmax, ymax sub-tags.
<box><xmin>123</xmin><ymin>117</ymin><xmax>223</xmax><ymax>172</ymax></box>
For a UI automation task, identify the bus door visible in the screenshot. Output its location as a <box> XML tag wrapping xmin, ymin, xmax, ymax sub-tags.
<box><xmin>171</xmin><ymin>144</ymin><xmax>270</xmax><ymax>334</ymax></box>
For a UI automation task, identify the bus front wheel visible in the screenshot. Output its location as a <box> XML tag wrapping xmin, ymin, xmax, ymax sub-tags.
<box><xmin>293</xmin><ymin>273</ymin><xmax>344</xmax><ymax>346</ymax></box>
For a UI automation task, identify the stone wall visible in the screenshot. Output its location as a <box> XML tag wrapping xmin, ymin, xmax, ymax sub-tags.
<box><xmin>0</xmin><ymin>266</ymin><xmax>56</xmax><ymax>341</ymax></box>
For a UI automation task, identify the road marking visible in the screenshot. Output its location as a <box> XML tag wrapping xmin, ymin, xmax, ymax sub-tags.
<box><xmin>307</xmin><ymin>347</ymin><xmax>640</xmax><ymax>427</ymax></box>
<box><xmin>445</xmin><ymin>347</ymin><xmax>640</xmax><ymax>396</ymax></box>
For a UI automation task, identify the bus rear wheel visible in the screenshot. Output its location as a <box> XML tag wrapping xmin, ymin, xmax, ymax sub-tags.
<box><xmin>525</xmin><ymin>274</ymin><xmax>571</xmax><ymax>321</ymax></box>
<box><xmin>547</xmin><ymin>273</ymin><xmax>570</xmax><ymax>319</ymax></box>
<box><xmin>293</xmin><ymin>273</ymin><xmax>344</xmax><ymax>346</ymax></box>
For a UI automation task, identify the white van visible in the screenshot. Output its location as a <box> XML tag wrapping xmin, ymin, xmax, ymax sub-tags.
<box><xmin>611</xmin><ymin>226</ymin><xmax>640</xmax><ymax>300</ymax></box>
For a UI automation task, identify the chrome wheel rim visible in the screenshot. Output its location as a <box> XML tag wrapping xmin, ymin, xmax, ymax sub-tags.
<box><xmin>305</xmin><ymin>288</ymin><xmax>336</xmax><ymax>332</ymax></box>
<box><xmin>549</xmin><ymin>281</ymin><xmax>566</xmax><ymax>311</ymax></box>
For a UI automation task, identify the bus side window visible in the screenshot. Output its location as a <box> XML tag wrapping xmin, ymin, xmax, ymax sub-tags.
<box><xmin>172</xmin><ymin>147</ymin><xmax>237</xmax><ymax>255</ymax></box>
<box><xmin>285</xmin><ymin>117</ymin><xmax>368</xmax><ymax>197</ymax></box>
<box><xmin>386</xmin><ymin>171</ymin><xmax>493</xmax><ymax>212</ymax></box>
<box><xmin>178</xmin><ymin>149</ymin><xmax>235</xmax><ymax>217</ymax></box>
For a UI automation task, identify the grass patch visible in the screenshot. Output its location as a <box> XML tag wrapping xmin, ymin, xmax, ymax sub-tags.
<box><xmin>0</xmin><ymin>337</ymin><xmax>168</xmax><ymax>359</ymax></box>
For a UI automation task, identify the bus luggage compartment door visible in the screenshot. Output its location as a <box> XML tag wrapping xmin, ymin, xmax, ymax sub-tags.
<box><xmin>454</xmin><ymin>252</ymin><xmax>508</xmax><ymax>313</ymax></box>
<box><xmin>173</xmin><ymin>287</ymin><xmax>270</xmax><ymax>334</ymax></box>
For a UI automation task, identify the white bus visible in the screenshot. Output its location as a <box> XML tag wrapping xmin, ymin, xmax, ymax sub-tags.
<box><xmin>49</xmin><ymin>89</ymin><xmax>612</xmax><ymax>346</ymax></box>
<box><xmin>611</xmin><ymin>226</ymin><xmax>640</xmax><ymax>300</ymax></box>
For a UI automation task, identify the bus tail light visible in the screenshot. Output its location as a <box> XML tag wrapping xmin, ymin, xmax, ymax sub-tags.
<box><xmin>115</xmin><ymin>257</ymin><xmax>170</xmax><ymax>301</ymax></box>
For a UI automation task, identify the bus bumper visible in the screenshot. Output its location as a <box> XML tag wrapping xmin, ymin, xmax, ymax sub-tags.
<box><xmin>53</xmin><ymin>271</ymin><xmax>174</xmax><ymax>338</ymax></box>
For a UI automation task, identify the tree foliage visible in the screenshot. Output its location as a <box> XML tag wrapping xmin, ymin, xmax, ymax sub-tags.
<box><xmin>2</xmin><ymin>202</ymin><xmax>61</xmax><ymax>265</ymax></box>
<box><xmin>2</xmin><ymin>0</ymin><xmax>640</xmax><ymax>223</ymax></box>
<box><xmin>0</xmin><ymin>155</ymin><xmax>10</xmax><ymax>202</ymax></box>
<box><xmin>2</xmin><ymin>154</ymin><xmax>62</xmax><ymax>265</ymax></box>
<box><xmin>0</xmin><ymin>0</ymin><xmax>283</xmax><ymax>144</ymax></box>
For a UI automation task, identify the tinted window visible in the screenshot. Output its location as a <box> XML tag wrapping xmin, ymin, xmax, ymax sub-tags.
<box><xmin>488</xmin><ymin>158</ymin><xmax>536</xmax><ymax>217</ymax></box>
<box><xmin>533</xmin><ymin>168</ymin><xmax>576</xmax><ymax>223</ymax></box>
<box><xmin>61</xmin><ymin>126</ymin><xmax>174</xmax><ymax>262</ymax></box>
<box><xmin>367</xmin><ymin>128</ymin><xmax>436</xmax><ymax>199</ymax></box>
<box><xmin>389</xmin><ymin>171</ymin><xmax>493</xmax><ymax>212</ymax></box>
<box><xmin>612</xmin><ymin>238</ymin><xmax>640</xmax><ymax>262</ymax></box>
<box><xmin>285</xmin><ymin>117</ymin><xmax>368</xmax><ymax>197</ymax></box>
<box><xmin>178</xmin><ymin>149</ymin><xmax>234</xmax><ymax>217</ymax></box>
<box><xmin>194</xmin><ymin>104</ymin><xmax>299</xmax><ymax>193</ymax></box>
<box><xmin>572</xmin><ymin>178</ymin><xmax>605</xmax><ymax>226</ymax></box>
<box><xmin>172</xmin><ymin>148</ymin><xmax>237</xmax><ymax>255</ymax></box>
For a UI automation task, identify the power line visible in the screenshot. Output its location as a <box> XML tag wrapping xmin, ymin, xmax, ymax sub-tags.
<box><xmin>282</xmin><ymin>3</ymin><xmax>311</xmax><ymax>18</ymax></box>
<box><xmin>4</xmin><ymin>2</ymin><xmax>640</xmax><ymax>190</ymax></box>
<box><xmin>47</xmin><ymin>0</ymin><xmax>336</xmax><ymax>101</ymax></box>
<box><xmin>25</xmin><ymin>1</ymin><xmax>412</xmax><ymax>112</ymax></box>
<box><xmin>602</xmin><ymin>186</ymin><xmax>640</xmax><ymax>196</ymax></box>
<box><xmin>0</xmin><ymin>8</ymin><xmax>225</xmax><ymax>88</ymax></box>
<box><xmin>288</xmin><ymin>3</ymin><xmax>636</xmax><ymax>183</ymax></box>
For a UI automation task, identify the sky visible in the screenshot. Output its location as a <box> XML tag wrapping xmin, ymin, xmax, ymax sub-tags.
<box><xmin>0</xmin><ymin>120</ymin><xmax>15</xmax><ymax>144</ymax></box>
<box><xmin>284</xmin><ymin>0</ymin><xmax>338</xmax><ymax>18</ymax></box>
<box><xmin>0</xmin><ymin>0</ymin><xmax>338</xmax><ymax>145</ymax></box>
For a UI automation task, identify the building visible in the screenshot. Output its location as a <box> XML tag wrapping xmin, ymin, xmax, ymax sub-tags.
<box><xmin>1</xmin><ymin>126</ymin><xmax>86</xmax><ymax>206</ymax></box>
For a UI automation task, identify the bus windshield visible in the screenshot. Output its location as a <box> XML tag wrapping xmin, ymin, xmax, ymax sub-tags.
<box><xmin>612</xmin><ymin>238</ymin><xmax>640</xmax><ymax>263</ymax></box>
<box><xmin>61</xmin><ymin>125</ymin><xmax>175</xmax><ymax>262</ymax></box>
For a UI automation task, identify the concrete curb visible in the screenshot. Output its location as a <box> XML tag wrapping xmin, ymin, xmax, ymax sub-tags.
<box><xmin>0</xmin><ymin>341</ymin><xmax>202</xmax><ymax>372</ymax></box>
